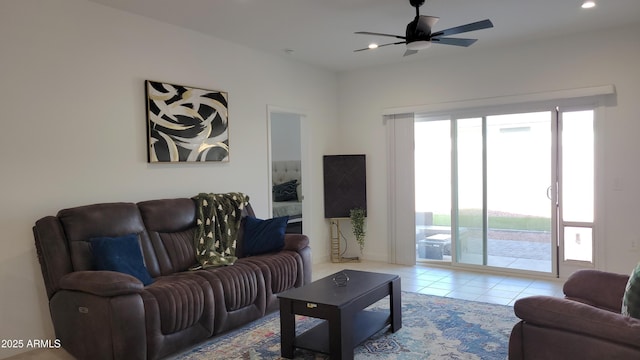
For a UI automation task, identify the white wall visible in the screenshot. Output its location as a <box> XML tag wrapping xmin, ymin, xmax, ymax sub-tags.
<box><xmin>0</xmin><ymin>0</ymin><xmax>337</xmax><ymax>357</ymax></box>
<box><xmin>337</xmin><ymin>24</ymin><xmax>640</xmax><ymax>273</ymax></box>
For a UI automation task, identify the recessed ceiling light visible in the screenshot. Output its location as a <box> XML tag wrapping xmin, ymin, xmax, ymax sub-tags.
<box><xmin>368</xmin><ymin>43</ymin><xmax>379</xmax><ymax>49</ymax></box>
<box><xmin>582</xmin><ymin>1</ymin><xmax>596</xmax><ymax>9</ymax></box>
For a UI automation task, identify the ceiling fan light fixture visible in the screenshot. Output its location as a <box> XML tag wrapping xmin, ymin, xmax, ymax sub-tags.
<box><xmin>581</xmin><ymin>1</ymin><xmax>596</xmax><ymax>9</ymax></box>
<box><xmin>354</xmin><ymin>1</ymin><xmax>492</xmax><ymax>56</ymax></box>
<box><xmin>406</xmin><ymin>40</ymin><xmax>431</xmax><ymax>51</ymax></box>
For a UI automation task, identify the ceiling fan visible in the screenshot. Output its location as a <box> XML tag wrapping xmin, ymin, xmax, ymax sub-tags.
<box><xmin>355</xmin><ymin>0</ymin><xmax>494</xmax><ymax>56</ymax></box>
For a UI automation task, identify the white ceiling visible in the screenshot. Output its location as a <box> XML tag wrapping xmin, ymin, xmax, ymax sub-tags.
<box><xmin>87</xmin><ymin>0</ymin><xmax>640</xmax><ymax>72</ymax></box>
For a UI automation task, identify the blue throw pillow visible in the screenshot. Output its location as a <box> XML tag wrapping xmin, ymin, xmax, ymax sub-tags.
<box><xmin>90</xmin><ymin>233</ymin><xmax>154</xmax><ymax>286</ymax></box>
<box><xmin>243</xmin><ymin>216</ymin><xmax>289</xmax><ymax>256</ymax></box>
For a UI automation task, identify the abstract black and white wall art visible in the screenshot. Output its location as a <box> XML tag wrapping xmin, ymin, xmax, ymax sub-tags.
<box><xmin>145</xmin><ymin>80</ymin><xmax>229</xmax><ymax>162</ymax></box>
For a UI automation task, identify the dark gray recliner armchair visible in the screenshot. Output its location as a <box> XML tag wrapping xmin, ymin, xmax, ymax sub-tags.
<box><xmin>509</xmin><ymin>269</ymin><xmax>640</xmax><ymax>359</ymax></box>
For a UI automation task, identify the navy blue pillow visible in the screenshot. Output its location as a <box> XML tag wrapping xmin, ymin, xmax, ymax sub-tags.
<box><xmin>90</xmin><ymin>233</ymin><xmax>154</xmax><ymax>286</ymax></box>
<box><xmin>243</xmin><ymin>216</ymin><xmax>289</xmax><ymax>256</ymax></box>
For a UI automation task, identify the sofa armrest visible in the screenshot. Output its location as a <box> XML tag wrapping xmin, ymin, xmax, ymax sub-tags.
<box><xmin>515</xmin><ymin>295</ymin><xmax>640</xmax><ymax>348</ymax></box>
<box><xmin>283</xmin><ymin>233</ymin><xmax>309</xmax><ymax>251</ymax></box>
<box><xmin>563</xmin><ymin>269</ymin><xmax>629</xmax><ymax>312</ymax></box>
<box><xmin>283</xmin><ymin>234</ymin><xmax>312</xmax><ymax>284</ymax></box>
<box><xmin>59</xmin><ymin>271</ymin><xmax>144</xmax><ymax>297</ymax></box>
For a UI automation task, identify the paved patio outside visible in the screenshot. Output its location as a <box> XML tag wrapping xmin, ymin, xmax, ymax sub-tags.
<box><xmin>418</xmin><ymin>229</ymin><xmax>553</xmax><ymax>273</ymax></box>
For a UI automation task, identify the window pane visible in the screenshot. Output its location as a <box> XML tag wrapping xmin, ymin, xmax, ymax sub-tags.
<box><xmin>486</xmin><ymin>112</ymin><xmax>553</xmax><ymax>272</ymax></box>
<box><xmin>564</xmin><ymin>226</ymin><xmax>593</xmax><ymax>262</ymax></box>
<box><xmin>562</xmin><ymin>111</ymin><xmax>594</xmax><ymax>222</ymax></box>
<box><xmin>415</xmin><ymin>119</ymin><xmax>452</xmax><ymax>261</ymax></box>
<box><xmin>486</xmin><ymin>112</ymin><xmax>552</xmax><ymax>220</ymax></box>
<box><xmin>456</xmin><ymin>118</ymin><xmax>484</xmax><ymax>265</ymax></box>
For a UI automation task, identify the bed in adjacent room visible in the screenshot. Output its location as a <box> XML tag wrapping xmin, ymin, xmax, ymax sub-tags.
<box><xmin>272</xmin><ymin>160</ymin><xmax>302</xmax><ymax>233</ymax></box>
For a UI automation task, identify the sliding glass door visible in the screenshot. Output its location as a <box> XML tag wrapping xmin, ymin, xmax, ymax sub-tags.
<box><xmin>453</xmin><ymin>112</ymin><xmax>554</xmax><ymax>272</ymax></box>
<box><xmin>415</xmin><ymin>107</ymin><xmax>595</xmax><ymax>275</ymax></box>
<box><xmin>484</xmin><ymin>112</ymin><xmax>553</xmax><ymax>272</ymax></box>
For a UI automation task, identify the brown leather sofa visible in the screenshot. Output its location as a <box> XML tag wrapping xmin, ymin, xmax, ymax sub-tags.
<box><xmin>33</xmin><ymin>198</ymin><xmax>311</xmax><ymax>360</ymax></box>
<box><xmin>509</xmin><ymin>269</ymin><xmax>640</xmax><ymax>359</ymax></box>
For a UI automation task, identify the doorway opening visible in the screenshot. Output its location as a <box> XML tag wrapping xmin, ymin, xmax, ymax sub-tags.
<box><xmin>268</xmin><ymin>108</ymin><xmax>305</xmax><ymax>234</ymax></box>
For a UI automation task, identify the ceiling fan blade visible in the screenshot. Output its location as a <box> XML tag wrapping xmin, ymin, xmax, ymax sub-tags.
<box><xmin>431</xmin><ymin>37</ymin><xmax>477</xmax><ymax>47</ymax></box>
<box><xmin>379</xmin><ymin>41</ymin><xmax>405</xmax><ymax>48</ymax></box>
<box><xmin>355</xmin><ymin>31</ymin><xmax>406</xmax><ymax>40</ymax></box>
<box><xmin>403</xmin><ymin>49</ymin><xmax>419</xmax><ymax>57</ymax></box>
<box><xmin>430</xmin><ymin>19</ymin><xmax>493</xmax><ymax>38</ymax></box>
<box><xmin>354</xmin><ymin>41</ymin><xmax>405</xmax><ymax>52</ymax></box>
<box><xmin>416</xmin><ymin>15</ymin><xmax>439</xmax><ymax>33</ymax></box>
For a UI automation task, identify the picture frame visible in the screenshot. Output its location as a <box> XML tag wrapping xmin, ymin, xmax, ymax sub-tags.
<box><xmin>145</xmin><ymin>80</ymin><xmax>229</xmax><ymax>162</ymax></box>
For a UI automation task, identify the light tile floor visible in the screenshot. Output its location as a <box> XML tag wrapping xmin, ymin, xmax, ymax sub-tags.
<box><xmin>314</xmin><ymin>260</ymin><xmax>565</xmax><ymax>306</ymax></box>
<box><xmin>6</xmin><ymin>261</ymin><xmax>565</xmax><ymax>359</ymax></box>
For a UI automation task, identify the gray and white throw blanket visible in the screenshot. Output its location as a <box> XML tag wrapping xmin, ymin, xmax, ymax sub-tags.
<box><xmin>191</xmin><ymin>192</ymin><xmax>249</xmax><ymax>269</ymax></box>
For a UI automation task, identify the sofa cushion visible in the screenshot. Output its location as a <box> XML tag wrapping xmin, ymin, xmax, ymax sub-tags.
<box><xmin>142</xmin><ymin>275</ymin><xmax>213</xmax><ymax>335</ymax></box>
<box><xmin>273</xmin><ymin>180</ymin><xmax>298</xmax><ymax>201</ymax></box>
<box><xmin>90</xmin><ymin>234</ymin><xmax>154</xmax><ymax>286</ymax></box>
<box><xmin>239</xmin><ymin>252</ymin><xmax>302</xmax><ymax>294</ymax></box>
<box><xmin>238</xmin><ymin>251</ymin><xmax>303</xmax><ymax>312</ymax></box>
<box><xmin>243</xmin><ymin>216</ymin><xmax>288</xmax><ymax>256</ymax></box>
<box><xmin>622</xmin><ymin>262</ymin><xmax>640</xmax><ymax>318</ymax></box>
<box><xmin>195</xmin><ymin>262</ymin><xmax>266</xmax><ymax>334</ymax></box>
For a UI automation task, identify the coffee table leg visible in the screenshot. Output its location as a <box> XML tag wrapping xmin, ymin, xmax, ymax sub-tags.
<box><xmin>279</xmin><ymin>298</ymin><xmax>295</xmax><ymax>359</ymax></box>
<box><xmin>390</xmin><ymin>277</ymin><xmax>402</xmax><ymax>332</ymax></box>
<box><xmin>329</xmin><ymin>311</ymin><xmax>353</xmax><ymax>360</ymax></box>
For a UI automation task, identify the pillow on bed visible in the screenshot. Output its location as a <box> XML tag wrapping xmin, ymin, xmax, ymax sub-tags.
<box><xmin>243</xmin><ymin>216</ymin><xmax>289</xmax><ymax>256</ymax></box>
<box><xmin>273</xmin><ymin>179</ymin><xmax>298</xmax><ymax>201</ymax></box>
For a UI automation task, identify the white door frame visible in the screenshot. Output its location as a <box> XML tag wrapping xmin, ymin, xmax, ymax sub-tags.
<box><xmin>266</xmin><ymin>105</ymin><xmax>309</xmax><ymax>221</ymax></box>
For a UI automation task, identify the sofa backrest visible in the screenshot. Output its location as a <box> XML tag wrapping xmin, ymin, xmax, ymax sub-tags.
<box><xmin>137</xmin><ymin>198</ymin><xmax>256</xmax><ymax>274</ymax></box>
<box><xmin>34</xmin><ymin>198</ymin><xmax>258</xmax><ymax>297</ymax></box>
<box><xmin>138</xmin><ymin>198</ymin><xmax>197</xmax><ymax>275</ymax></box>
<box><xmin>56</xmin><ymin>202</ymin><xmax>160</xmax><ymax>276</ymax></box>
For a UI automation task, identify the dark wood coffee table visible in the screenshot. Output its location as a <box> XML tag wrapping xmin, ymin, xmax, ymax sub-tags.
<box><xmin>277</xmin><ymin>269</ymin><xmax>401</xmax><ymax>360</ymax></box>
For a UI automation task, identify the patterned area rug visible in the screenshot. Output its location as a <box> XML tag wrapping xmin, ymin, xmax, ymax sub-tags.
<box><xmin>171</xmin><ymin>291</ymin><xmax>518</xmax><ymax>360</ymax></box>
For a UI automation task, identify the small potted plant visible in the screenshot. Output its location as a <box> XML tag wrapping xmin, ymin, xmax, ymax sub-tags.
<box><xmin>349</xmin><ymin>208</ymin><xmax>366</xmax><ymax>254</ymax></box>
